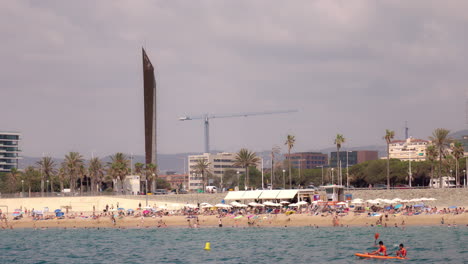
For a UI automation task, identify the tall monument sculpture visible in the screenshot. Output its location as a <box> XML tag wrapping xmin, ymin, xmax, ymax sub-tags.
<box><xmin>142</xmin><ymin>48</ymin><xmax>157</xmax><ymax>166</ymax></box>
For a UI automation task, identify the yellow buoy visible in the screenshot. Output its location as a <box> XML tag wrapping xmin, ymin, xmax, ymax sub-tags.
<box><xmin>204</xmin><ymin>242</ymin><xmax>211</xmax><ymax>251</ymax></box>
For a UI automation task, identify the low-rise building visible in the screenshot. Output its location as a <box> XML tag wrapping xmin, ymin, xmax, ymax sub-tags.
<box><xmin>284</xmin><ymin>152</ymin><xmax>328</xmax><ymax>169</ymax></box>
<box><xmin>187</xmin><ymin>152</ymin><xmax>243</xmax><ymax>191</ymax></box>
<box><xmin>329</xmin><ymin>150</ymin><xmax>378</xmax><ymax>167</ymax></box>
<box><xmin>158</xmin><ymin>174</ymin><xmax>188</xmax><ymax>190</ymax></box>
<box><xmin>389</xmin><ymin>137</ymin><xmax>429</xmax><ymax>161</ymax></box>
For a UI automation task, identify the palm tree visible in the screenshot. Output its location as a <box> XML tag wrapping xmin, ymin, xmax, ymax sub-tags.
<box><xmin>107</xmin><ymin>153</ymin><xmax>130</xmax><ymax>193</ymax></box>
<box><xmin>36</xmin><ymin>156</ymin><xmax>56</xmax><ymax>195</ymax></box>
<box><xmin>89</xmin><ymin>157</ymin><xmax>104</xmax><ymax>194</ymax></box>
<box><xmin>384</xmin><ymin>129</ymin><xmax>395</xmax><ymax>190</ymax></box>
<box><xmin>334</xmin><ymin>134</ymin><xmax>346</xmax><ymax>185</ymax></box>
<box><xmin>234</xmin><ymin>148</ymin><xmax>260</xmax><ymax>190</ymax></box>
<box><xmin>194</xmin><ymin>159</ymin><xmax>210</xmax><ymax>192</ymax></box>
<box><xmin>284</xmin><ymin>134</ymin><xmax>295</xmax><ymax>189</ymax></box>
<box><xmin>429</xmin><ymin>128</ymin><xmax>451</xmax><ymax>188</ymax></box>
<box><xmin>426</xmin><ymin>144</ymin><xmax>438</xmax><ymax>187</ymax></box>
<box><xmin>57</xmin><ymin>164</ymin><xmax>67</xmax><ymax>193</ymax></box>
<box><xmin>64</xmin><ymin>152</ymin><xmax>84</xmax><ymax>193</ymax></box>
<box><xmin>22</xmin><ymin>166</ymin><xmax>39</xmax><ymax>196</ymax></box>
<box><xmin>7</xmin><ymin>168</ymin><xmax>20</xmax><ymax>193</ymax></box>
<box><xmin>451</xmin><ymin>141</ymin><xmax>464</xmax><ymax>186</ymax></box>
<box><xmin>145</xmin><ymin>163</ymin><xmax>157</xmax><ymax>192</ymax></box>
<box><xmin>134</xmin><ymin>162</ymin><xmax>144</xmax><ymax>176</ymax></box>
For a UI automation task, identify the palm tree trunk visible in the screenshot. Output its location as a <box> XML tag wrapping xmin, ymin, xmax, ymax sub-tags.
<box><xmin>430</xmin><ymin>163</ymin><xmax>434</xmax><ymax>188</ymax></box>
<box><xmin>80</xmin><ymin>176</ymin><xmax>83</xmax><ymax>195</ymax></box>
<box><xmin>288</xmin><ymin>148</ymin><xmax>292</xmax><ymax>189</ymax></box>
<box><xmin>245</xmin><ymin>166</ymin><xmax>249</xmax><ymax>190</ymax></box>
<box><xmin>60</xmin><ymin>181</ymin><xmax>64</xmax><ymax>194</ymax></box>
<box><xmin>456</xmin><ymin>159</ymin><xmax>459</xmax><ymax>186</ymax></box>
<box><xmin>40</xmin><ymin>179</ymin><xmax>44</xmax><ymax>197</ymax></box>
<box><xmin>438</xmin><ymin>151</ymin><xmax>443</xmax><ymax>188</ymax></box>
<box><xmin>386</xmin><ymin>144</ymin><xmax>390</xmax><ymax>190</ymax></box>
<box><xmin>336</xmin><ymin>147</ymin><xmax>340</xmax><ymax>185</ymax></box>
<box><xmin>50</xmin><ymin>177</ymin><xmax>54</xmax><ymax>193</ymax></box>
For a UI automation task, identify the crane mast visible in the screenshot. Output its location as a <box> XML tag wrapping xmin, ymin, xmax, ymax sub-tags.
<box><xmin>179</xmin><ymin>110</ymin><xmax>297</xmax><ymax>153</ymax></box>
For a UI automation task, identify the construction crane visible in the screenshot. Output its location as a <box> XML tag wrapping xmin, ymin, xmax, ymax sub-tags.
<box><xmin>179</xmin><ymin>110</ymin><xmax>298</xmax><ymax>153</ymax></box>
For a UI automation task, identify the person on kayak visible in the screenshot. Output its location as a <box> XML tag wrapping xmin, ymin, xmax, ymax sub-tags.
<box><xmin>396</xmin><ymin>244</ymin><xmax>407</xmax><ymax>257</ymax></box>
<box><xmin>369</xmin><ymin>241</ymin><xmax>387</xmax><ymax>256</ymax></box>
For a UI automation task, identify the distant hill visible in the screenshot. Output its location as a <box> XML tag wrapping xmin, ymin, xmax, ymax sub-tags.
<box><xmin>450</xmin><ymin>129</ymin><xmax>468</xmax><ymax>140</ymax></box>
<box><xmin>19</xmin><ymin>146</ymin><xmax>387</xmax><ymax>173</ymax></box>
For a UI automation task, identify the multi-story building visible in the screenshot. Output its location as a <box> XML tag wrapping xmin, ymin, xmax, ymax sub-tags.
<box><xmin>388</xmin><ymin>137</ymin><xmax>429</xmax><ymax>161</ymax></box>
<box><xmin>329</xmin><ymin>150</ymin><xmax>378</xmax><ymax>167</ymax></box>
<box><xmin>187</xmin><ymin>152</ymin><xmax>243</xmax><ymax>191</ymax></box>
<box><xmin>158</xmin><ymin>174</ymin><xmax>188</xmax><ymax>190</ymax></box>
<box><xmin>284</xmin><ymin>152</ymin><xmax>328</xmax><ymax>169</ymax></box>
<box><xmin>0</xmin><ymin>132</ymin><xmax>21</xmax><ymax>173</ymax></box>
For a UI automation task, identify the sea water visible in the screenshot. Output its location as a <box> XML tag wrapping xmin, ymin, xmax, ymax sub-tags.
<box><xmin>0</xmin><ymin>226</ymin><xmax>466</xmax><ymax>263</ymax></box>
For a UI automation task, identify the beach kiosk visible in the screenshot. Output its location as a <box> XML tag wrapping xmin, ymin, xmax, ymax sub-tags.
<box><xmin>322</xmin><ymin>185</ymin><xmax>345</xmax><ymax>202</ymax></box>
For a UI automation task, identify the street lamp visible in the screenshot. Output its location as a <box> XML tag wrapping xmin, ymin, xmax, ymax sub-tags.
<box><xmin>21</xmin><ymin>180</ymin><xmax>24</xmax><ymax>197</ymax></box>
<box><xmin>145</xmin><ymin>170</ymin><xmax>148</xmax><ymax>206</ymax></box>
<box><xmin>464</xmin><ymin>170</ymin><xmax>466</xmax><ymax>188</ymax></box>
<box><xmin>236</xmin><ymin>171</ymin><xmax>240</xmax><ymax>190</ymax></box>
<box><xmin>153</xmin><ymin>173</ymin><xmax>156</xmax><ymax>190</ymax></box>
<box><xmin>331</xmin><ymin>168</ymin><xmax>334</xmax><ymax>184</ymax></box>
<box><xmin>282</xmin><ymin>169</ymin><xmax>286</xmax><ymax>189</ymax></box>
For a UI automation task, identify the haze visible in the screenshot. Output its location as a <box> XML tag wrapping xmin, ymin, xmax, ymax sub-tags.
<box><xmin>1</xmin><ymin>0</ymin><xmax>467</xmax><ymax>158</ymax></box>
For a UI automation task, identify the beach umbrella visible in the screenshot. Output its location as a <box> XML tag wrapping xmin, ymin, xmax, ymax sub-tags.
<box><xmin>351</xmin><ymin>199</ymin><xmax>363</xmax><ymax>204</ymax></box>
<box><xmin>410</xmin><ymin>198</ymin><xmax>421</xmax><ymax>202</ymax></box>
<box><xmin>337</xmin><ymin>202</ymin><xmax>347</xmax><ymax>205</ymax></box>
<box><xmin>118</xmin><ymin>208</ymin><xmax>125</xmax><ymax>210</ymax></box>
<box><xmin>427</xmin><ymin>198</ymin><xmax>437</xmax><ymax>201</ymax></box>
<box><xmin>234</xmin><ymin>215</ymin><xmax>243</xmax><ymax>219</ymax></box>
<box><xmin>143</xmin><ymin>210</ymin><xmax>150</xmax><ymax>214</ymax></box>
<box><xmin>185</xmin><ymin>204</ymin><xmax>198</xmax><ymax>209</ymax></box>
<box><xmin>297</xmin><ymin>201</ymin><xmax>308</xmax><ymax>205</ymax></box>
<box><xmin>201</xmin><ymin>204</ymin><xmax>213</xmax><ymax>209</ymax></box>
<box><xmin>394</xmin><ymin>204</ymin><xmax>403</xmax><ymax>209</ymax></box>
<box><xmin>263</xmin><ymin>201</ymin><xmax>281</xmax><ymax>207</ymax></box>
<box><xmin>413</xmin><ymin>204</ymin><xmax>424</xmax><ymax>208</ymax></box>
<box><xmin>367</xmin><ymin>200</ymin><xmax>379</xmax><ymax>204</ymax></box>
<box><xmin>127</xmin><ymin>209</ymin><xmax>134</xmax><ymax>212</ymax></box>
<box><xmin>12</xmin><ymin>212</ymin><xmax>21</xmax><ymax>217</ymax></box>
<box><xmin>54</xmin><ymin>209</ymin><xmax>62</xmax><ymax>213</ymax></box>
<box><xmin>448</xmin><ymin>206</ymin><xmax>457</xmax><ymax>209</ymax></box>
<box><xmin>280</xmin><ymin>201</ymin><xmax>290</xmax><ymax>204</ymax></box>
<box><xmin>289</xmin><ymin>203</ymin><xmax>298</xmax><ymax>207</ymax></box>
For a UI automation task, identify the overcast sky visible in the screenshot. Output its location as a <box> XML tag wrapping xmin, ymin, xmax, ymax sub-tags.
<box><xmin>2</xmin><ymin>0</ymin><xmax>467</xmax><ymax>158</ymax></box>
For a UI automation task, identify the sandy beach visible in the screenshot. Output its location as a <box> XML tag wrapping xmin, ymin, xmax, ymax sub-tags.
<box><xmin>1</xmin><ymin>193</ymin><xmax>467</xmax><ymax>229</ymax></box>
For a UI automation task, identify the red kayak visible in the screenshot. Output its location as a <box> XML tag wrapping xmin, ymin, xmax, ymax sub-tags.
<box><xmin>355</xmin><ymin>253</ymin><xmax>407</xmax><ymax>260</ymax></box>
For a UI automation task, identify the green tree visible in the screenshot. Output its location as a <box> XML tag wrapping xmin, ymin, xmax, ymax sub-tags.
<box><xmin>429</xmin><ymin>128</ymin><xmax>451</xmax><ymax>188</ymax></box>
<box><xmin>107</xmin><ymin>153</ymin><xmax>130</xmax><ymax>193</ymax></box>
<box><xmin>234</xmin><ymin>148</ymin><xmax>260</xmax><ymax>190</ymax></box>
<box><xmin>36</xmin><ymin>156</ymin><xmax>56</xmax><ymax>196</ymax></box>
<box><xmin>21</xmin><ymin>166</ymin><xmax>41</xmax><ymax>196</ymax></box>
<box><xmin>334</xmin><ymin>134</ymin><xmax>346</xmax><ymax>185</ymax></box>
<box><xmin>285</xmin><ymin>134</ymin><xmax>295</xmax><ymax>189</ymax></box>
<box><xmin>451</xmin><ymin>141</ymin><xmax>464</xmax><ymax>186</ymax></box>
<box><xmin>426</xmin><ymin>144</ymin><xmax>438</xmax><ymax>186</ymax></box>
<box><xmin>7</xmin><ymin>168</ymin><xmax>20</xmax><ymax>193</ymax></box>
<box><xmin>145</xmin><ymin>163</ymin><xmax>157</xmax><ymax>192</ymax></box>
<box><xmin>384</xmin><ymin>129</ymin><xmax>395</xmax><ymax>189</ymax></box>
<box><xmin>89</xmin><ymin>157</ymin><xmax>104</xmax><ymax>194</ymax></box>
<box><xmin>194</xmin><ymin>159</ymin><xmax>210</xmax><ymax>191</ymax></box>
<box><xmin>134</xmin><ymin>162</ymin><xmax>144</xmax><ymax>176</ymax></box>
<box><xmin>64</xmin><ymin>152</ymin><xmax>84</xmax><ymax>193</ymax></box>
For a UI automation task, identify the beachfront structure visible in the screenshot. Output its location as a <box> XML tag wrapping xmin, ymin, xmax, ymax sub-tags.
<box><xmin>284</xmin><ymin>152</ymin><xmax>328</xmax><ymax>169</ymax></box>
<box><xmin>322</xmin><ymin>185</ymin><xmax>345</xmax><ymax>202</ymax></box>
<box><xmin>224</xmin><ymin>189</ymin><xmax>320</xmax><ymax>203</ymax></box>
<box><xmin>388</xmin><ymin>137</ymin><xmax>429</xmax><ymax>161</ymax></box>
<box><xmin>329</xmin><ymin>150</ymin><xmax>378</xmax><ymax>167</ymax></box>
<box><xmin>0</xmin><ymin>132</ymin><xmax>21</xmax><ymax>172</ymax></box>
<box><xmin>188</xmin><ymin>152</ymin><xmax>243</xmax><ymax>191</ymax></box>
<box><xmin>123</xmin><ymin>175</ymin><xmax>141</xmax><ymax>195</ymax></box>
<box><xmin>158</xmin><ymin>174</ymin><xmax>188</xmax><ymax>190</ymax></box>
<box><xmin>142</xmin><ymin>48</ymin><xmax>157</xmax><ymax>166</ymax></box>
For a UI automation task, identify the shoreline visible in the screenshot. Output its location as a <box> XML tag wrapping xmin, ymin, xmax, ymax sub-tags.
<box><xmin>3</xmin><ymin>213</ymin><xmax>467</xmax><ymax>229</ymax></box>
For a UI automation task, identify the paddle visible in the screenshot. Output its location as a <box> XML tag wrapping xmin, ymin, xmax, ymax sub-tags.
<box><xmin>374</xmin><ymin>233</ymin><xmax>380</xmax><ymax>245</ymax></box>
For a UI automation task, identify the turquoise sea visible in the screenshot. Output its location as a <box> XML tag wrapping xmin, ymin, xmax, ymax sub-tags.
<box><xmin>0</xmin><ymin>226</ymin><xmax>466</xmax><ymax>263</ymax></box>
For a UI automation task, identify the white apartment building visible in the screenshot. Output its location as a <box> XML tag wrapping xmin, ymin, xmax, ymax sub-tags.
<box><xmin>187</xmin><ymin>152</ymin><xmax>243</xmax><ymax>191</ymax></box>
<box><xmin>389</xmin><ymin>137</ymin><xmax>429</xmax><ymax>161</ymax></box>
